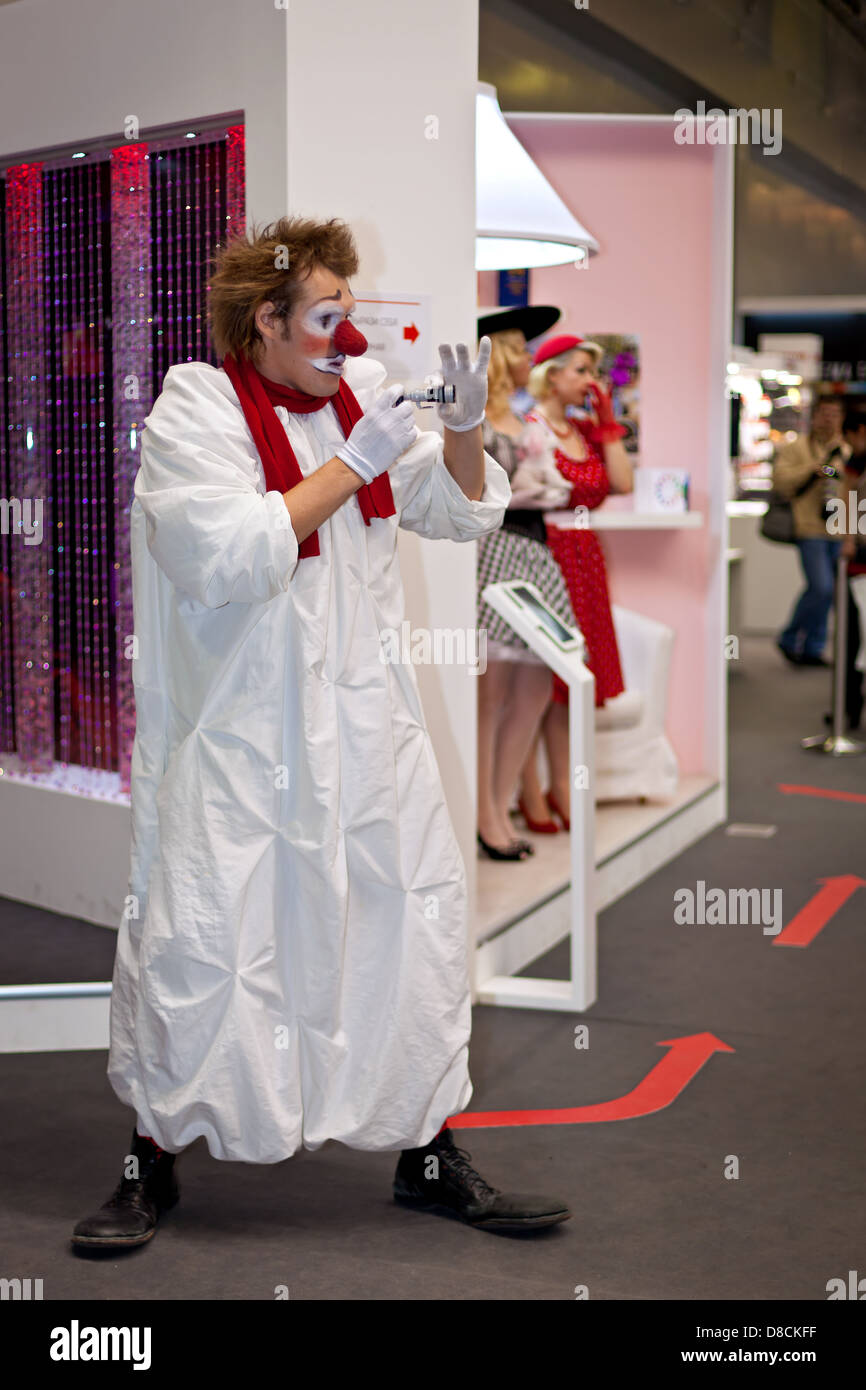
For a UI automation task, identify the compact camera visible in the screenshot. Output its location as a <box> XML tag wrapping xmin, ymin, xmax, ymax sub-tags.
<box><xmin>394</xmin><ymin>384</ymin><xmax>456</xmax><ymax>407</ymax></box>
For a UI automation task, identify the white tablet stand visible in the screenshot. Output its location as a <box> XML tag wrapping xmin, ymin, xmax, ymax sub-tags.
<box><xmin>479</xmin><ymin>580</ymin><xmax>597</xmax><ymax>1011</ymax></box>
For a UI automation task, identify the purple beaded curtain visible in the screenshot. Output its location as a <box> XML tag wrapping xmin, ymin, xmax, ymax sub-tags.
<box><xmin>2</xmin><ymin>163</ymin><xmax>52</xmax><ymax>770</ymax></box>
<box><xmin>0</xmin><ymin>123</ymin><xmax>245</xmax><ymax>790</ymax></box>
<box><xmin>0</xmin><ymin>175</ymin><xmax>13</xmax><ymax>756</ymax></box>
<box><xmin>150</xmin><ymin>125</ymin><xmax>242</xmax><ymax>386</ymax></box>
<box><xmin>112</xmin><ymin>143</ymin><xmax>151</xmax><ymax>793</ymax></box>
<box><xmin>44</xmin><ymin>157</ymin><xmax>113</xmax><ymax>772</ymax></box>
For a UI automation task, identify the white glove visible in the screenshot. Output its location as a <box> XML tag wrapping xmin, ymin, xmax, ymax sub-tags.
<box><xmin>428</xmin><ymin>337</ymin><xmax>491</xmax><ymax>432</ymax></box>
<box><xmin>335</xmin><ymin>384</ymin><xmax>418</xmax><ymax>485</ymax></box>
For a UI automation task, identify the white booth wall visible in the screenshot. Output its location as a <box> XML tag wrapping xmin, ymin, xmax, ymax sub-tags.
<box><xmin>0</xmin><ymin>0</ymin><xmax>482</xmax><ymax>924</ymax></box>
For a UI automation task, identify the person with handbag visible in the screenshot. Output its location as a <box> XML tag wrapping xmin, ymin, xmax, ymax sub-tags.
<box><xmin>834</xmin><ymin>412</ymin><xmax>866</xmax><ymax>729</ymax></box>
<box><xmin>774</xmin><ymin>397</ymin><xmax>849</xmax><ymax>666</ymax></box>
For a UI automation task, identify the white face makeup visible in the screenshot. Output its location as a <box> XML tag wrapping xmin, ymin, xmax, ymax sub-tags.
<box><xmin>301</xmin><ymin>297</ymin><xmax>356</xmax><ymax>375</ymax></box>
<box><xmin>254</xmin><ymin>267</ymin><xmax>356</xmax><ymax>395</ymax></box>
<box><xmin>301</xmin><ymin>302</ymin><xmax>351</xmax><ymax>336</ymax></box>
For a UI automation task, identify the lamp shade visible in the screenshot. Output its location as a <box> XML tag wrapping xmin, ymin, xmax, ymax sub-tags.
<box><xmin>476</xmin><ymin>83</ymin><xmax>599</xmax><ymax>271</ymax></box>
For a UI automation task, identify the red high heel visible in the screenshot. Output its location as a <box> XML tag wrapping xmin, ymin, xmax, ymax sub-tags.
<box><xmin>517</xmin><ymin>796</ymin><xmax>559</xmax><ymax>834</ymax></box>
<box><xmin>546</xmin><ymin>789</ymin><xmax>570</xmax><ymax>831</ymax></box>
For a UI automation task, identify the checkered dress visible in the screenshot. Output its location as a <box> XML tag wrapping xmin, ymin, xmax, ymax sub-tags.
<box><xmin>477</xmin><ymin>420</ymin><xmax>575</xmax><ymax>655</ymax></box>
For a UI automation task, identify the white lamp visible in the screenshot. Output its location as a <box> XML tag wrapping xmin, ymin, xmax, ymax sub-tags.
<box><xmin>476</xmin><ymin>82</ymin><xmax>599</xmax><ymax>271</ymax></box>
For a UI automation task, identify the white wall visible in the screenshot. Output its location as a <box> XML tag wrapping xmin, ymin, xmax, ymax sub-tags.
<box><xmin>0</xmin><ymin>0</ymin><xmax>481</xmax><ymax>923</ymax></box>
<box><xmin>0</xmin><ymin>0</ymin><xmax>287</xmax><ymax>220</ymax></box>
<box><xmin>284</xmin><ymin>0</ymin><xmax>481</xmax><ymax>897</ymax></box>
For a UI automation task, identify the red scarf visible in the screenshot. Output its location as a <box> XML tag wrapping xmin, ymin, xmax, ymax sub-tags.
<box><xmin>223</xmin><ymin>353</ymin><xmax>396</xmax><ymax>560</ymax></box>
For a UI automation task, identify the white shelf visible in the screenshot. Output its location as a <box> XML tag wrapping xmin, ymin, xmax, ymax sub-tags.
<box><xmin>544</xmin><ymin>509</ymin><xmax>704</xmax><ymax>531</ymax></box>
<box><xmin>727</xmin><ymin>500</ymin><xmax>769</xmax><ymax>517</ymax></box>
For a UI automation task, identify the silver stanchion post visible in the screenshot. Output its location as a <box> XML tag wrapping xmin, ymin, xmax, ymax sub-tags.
<box><xmin>802</xmin><ymin>553</ymin><xmax>866</xmax><ymax>756</ymax></box>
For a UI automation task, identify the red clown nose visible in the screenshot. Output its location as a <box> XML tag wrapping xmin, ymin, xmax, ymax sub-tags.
<box><xmin>333</xmin><ymin>317</ymin><xmax>368</xmax><ymax>356</ymax></box>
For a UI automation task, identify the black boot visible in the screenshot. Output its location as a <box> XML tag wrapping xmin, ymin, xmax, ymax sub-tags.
<box><xmin>393</xmin><ymin>1127</ymin><xmax>571</xmax><ymax>1232</ymax></box>
<box><xmin>71</xmin><ymin>1130</ymin><xmax>179</xmax><ymax>1250</ymax></box>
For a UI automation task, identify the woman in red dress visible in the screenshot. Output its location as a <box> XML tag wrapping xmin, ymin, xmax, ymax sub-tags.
<box><xmin>517</xmin><ymin>334</ymin><xmax>634</xmax><ymax>830</ymax></box>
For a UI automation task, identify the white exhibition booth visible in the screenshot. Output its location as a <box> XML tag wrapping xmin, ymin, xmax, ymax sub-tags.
<box><xmin>0</xmin><ymin>1</ymin><xmax>733</xmax><ymax>1048</ymax></box>
<box><xmin>473</xmin><ymin>112</ymin><xmax>732</xmax><ymax>1007</ymax></box>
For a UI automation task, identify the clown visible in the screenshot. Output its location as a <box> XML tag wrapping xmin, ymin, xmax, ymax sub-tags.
<box><xmin>72</xmin><ymin>216</ymin><xmax>571</xmax><ymax>1249</ymax></box>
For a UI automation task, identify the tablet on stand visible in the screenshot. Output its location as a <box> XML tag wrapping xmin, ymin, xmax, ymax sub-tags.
<box><xmin>480</xmin><ymin>580</ymin><xmax>597</xmax><ymax>1011</ymax></box>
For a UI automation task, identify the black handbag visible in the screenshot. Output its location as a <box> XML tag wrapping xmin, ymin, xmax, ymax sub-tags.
<box><xmin>760</xmin><ymin>470</ymin><xmax>822</xmax><ymax>545</ymax></box>
<box><xmin>760</xmin><ymin>493</ymin><xmax>796</xmax><ymax>544</ymax></box>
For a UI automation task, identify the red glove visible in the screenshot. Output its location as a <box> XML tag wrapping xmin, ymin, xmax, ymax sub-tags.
<box><xmin>584</xmin><ymin>381</ymin><xmax>625</xmax><ymax>445</ymax></box>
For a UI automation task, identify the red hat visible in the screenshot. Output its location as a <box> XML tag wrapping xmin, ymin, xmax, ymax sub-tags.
<box><xmin>533</xmin><ymin>333</ymin><xmax>590</xmax><ymax>366</ymax></box>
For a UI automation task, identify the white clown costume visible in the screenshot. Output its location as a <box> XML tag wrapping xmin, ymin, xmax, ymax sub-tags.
<box><xmin>107</xmin><ymin>353</ymin><xmax>510</xmax><ymax>1164</ymax></box>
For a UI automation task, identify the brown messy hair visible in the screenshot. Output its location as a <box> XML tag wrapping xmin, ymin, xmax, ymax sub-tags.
<box><xmin>208</xmin><ymin>215</ymin><xmax>359</xmax><ymax>361</ymax></box>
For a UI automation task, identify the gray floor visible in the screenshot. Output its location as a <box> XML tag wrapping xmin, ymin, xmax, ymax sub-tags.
<box><xmin>1</xmin><ymin>638</ymin><xmax>863</xmax><ymax>1299</ymax></box>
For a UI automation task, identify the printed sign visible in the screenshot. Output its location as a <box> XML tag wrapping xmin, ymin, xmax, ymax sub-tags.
<box><xmin>353</xmin><ymin>291</ymin><xmax>433</xmax><ymax>384</ymax></box>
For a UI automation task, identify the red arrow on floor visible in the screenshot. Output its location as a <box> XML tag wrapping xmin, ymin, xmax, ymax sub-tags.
<box><xmin>773</xmin><ymin>875</ymin><xmax>866</xmax><ymax>948</ymax></box>
<box><xmin>448</xmin><ymin>1032</ymin><xmax>734</xmax><ymax>1130</ymax></box>
<box><xmin>778</xmin><ymin>783</ymin><xmax>866</xmax><ymax>805</ymax></box>
<box><xmin>403</xmin><ymin>322</ymin><xmax>419</xmax><ymax>344</ymax></box>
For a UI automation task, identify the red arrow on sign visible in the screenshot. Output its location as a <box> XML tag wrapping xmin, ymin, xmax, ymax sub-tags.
<box><xmin>403</xmin><ymin>322</ymin><xmax>419</xmax><ymax>344</ymax></box>
<box><xmin>773</xmin><ymin>875</ymin><xmax>866</xmax><ymax>947</ymax></box>
<box><xmin>448</xmin><ymin>1033</ymin><xmax>734</xmax><ymax>1130</ymax></box>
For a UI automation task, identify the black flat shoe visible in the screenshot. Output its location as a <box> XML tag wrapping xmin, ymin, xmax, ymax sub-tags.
<box><xmin>800</xmin><ymin>654</ymin><xmax>830</xmax><ymax>667</ymax></box>
<box><xmin>477</xmin><ymin>832</ymin><xmax>533</xmax><ymax>861</ymax></box>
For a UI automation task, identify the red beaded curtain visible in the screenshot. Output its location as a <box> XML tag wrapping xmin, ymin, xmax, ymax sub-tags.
<box><xmin>2</xmin><ymin>163</ymin><xmax>50</xmax><ymax>769</ymax></box>
<box><xmin>0</xmin><ymin>122</ymin><xmax>245</xmax><ymax>793</ymax></box>
<box><xmin>0</xmin><ymin>174</ymin><xmax>15</xmax><ymax>758</ymax></box>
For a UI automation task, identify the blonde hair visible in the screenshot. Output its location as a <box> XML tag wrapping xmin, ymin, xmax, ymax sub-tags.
<box><xmin>485</xmin><ymin>328</ymin><xmax>528</xmax><ymax>412</ymax></box>
<box><xmin>528</xmin><ymin>342</ymin><xmax>603</xmax><ymax>401</ymax></box>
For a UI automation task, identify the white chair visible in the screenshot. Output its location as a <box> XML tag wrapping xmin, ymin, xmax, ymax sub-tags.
<box><xmin>593</xmin><ymin>605</ymin><xmax>679</xmax><ymax>802</ymax></box>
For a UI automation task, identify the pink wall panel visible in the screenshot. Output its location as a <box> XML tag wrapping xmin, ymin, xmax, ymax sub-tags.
<box><xmin>496</xmin><ymin>118</ymin><xmax>722</xmax><ymax>776</ymax></box>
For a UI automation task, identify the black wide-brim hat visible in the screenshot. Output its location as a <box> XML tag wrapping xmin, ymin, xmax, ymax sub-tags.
<box><xmin>477</xmin><ymin>304</ymin><xmax>562</xmax><ymax>343</ymax></box>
